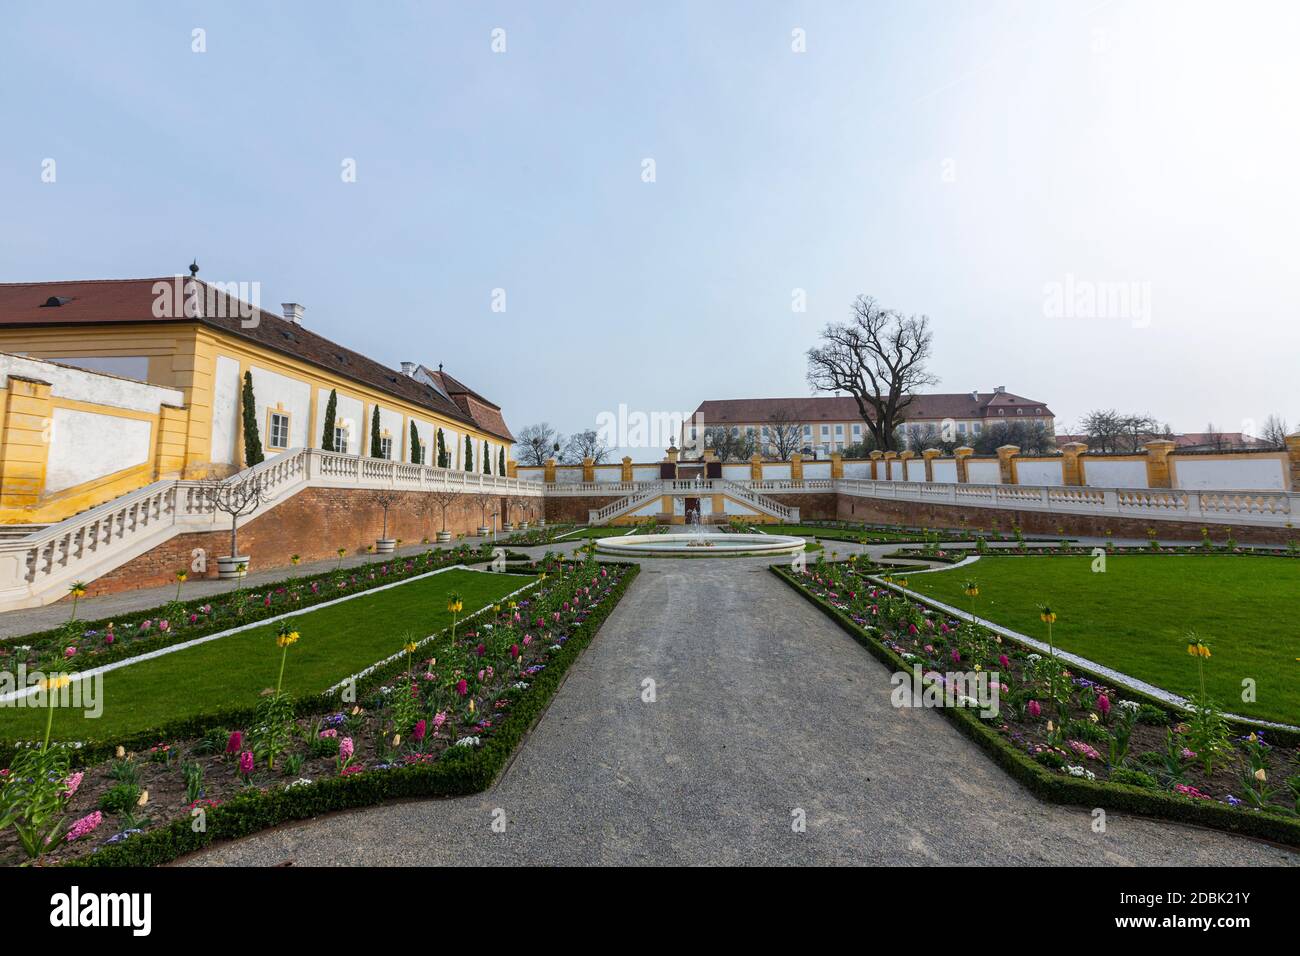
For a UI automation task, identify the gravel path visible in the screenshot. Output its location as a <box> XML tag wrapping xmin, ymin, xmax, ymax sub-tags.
<box><xmin>185</xmin><ymin>546</ymin><xmax>1298</xmax><ymax>866</ymax></box>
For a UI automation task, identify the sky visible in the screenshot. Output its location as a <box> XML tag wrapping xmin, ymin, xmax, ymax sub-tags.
<box><xmin>3</xmin><ymin>0</ymin><xmax>1299</xmax><ymax>458</ymax></box>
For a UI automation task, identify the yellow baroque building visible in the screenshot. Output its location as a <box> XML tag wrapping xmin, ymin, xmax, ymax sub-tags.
<box><xmin>0</xmin><ymin>272</ymin><xmax>515</xmax><ymax>522</ymax></box>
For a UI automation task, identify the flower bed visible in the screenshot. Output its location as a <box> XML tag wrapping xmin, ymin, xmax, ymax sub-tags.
<box><xmin>0</xmin><ymin>557</ymin><xmax>638</xmax><ymax>866</ymax></box>
<box><xmin>884</xmin><ymin>543</ymin><xmax>1300</xmax><ymax>563</ymax></box>
<box><xmin>774</xmin><ymin>560</ymin><xmax>1300</xmax><ymax>847</ymax></box>
<box><xmin>0</xmin><ymin>544</ymin><xmax>509</xmax><ymax>677</ymax></box>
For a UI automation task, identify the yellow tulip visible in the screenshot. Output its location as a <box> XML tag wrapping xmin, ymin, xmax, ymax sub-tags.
<box><xmin>404</xmin><ymin>641</ymin><xmax>418</xmax><ymax>654</ymax></box>
<box><xmin>392</xmin><ymin>734</ymin><xmax>401</xmax><ymax>747</ymax></box>
<box><xmin>1254</xmin><ymin>768</ymin><xmax>1266</xmax><ymax>782</ymax></box>
<box><xmin>40</xmin><ymin>674</ymin><xmax>71</xmax><ymax>691</ymax></box>
<box><xmin>137</xmin><ymin>789</ymin><xmax>149</xmax><ymax>807</ymax></box>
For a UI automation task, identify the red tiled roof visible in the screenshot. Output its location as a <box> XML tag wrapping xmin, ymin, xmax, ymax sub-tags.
<box><xmin>0</xmin><ymin>277</ymin><xmax>507</xmax><ymax>437</ymax></box>
<box><xmin>691</xmin><ymin>392</ymin><xmax>1054</xmax><ymax>425</ymax></box>
<box><xmin>426</xmin><ymin>367</ymin><xmax>514</xmax><ymax>443</ymax></box>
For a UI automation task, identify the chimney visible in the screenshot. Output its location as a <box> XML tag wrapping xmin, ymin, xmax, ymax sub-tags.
<box><xmin>281</xmin><ymin>303</ymin><xmax>305</xmax><ymax>324</ymax></box>
<box><xmin>400</xmin><ymin>362</ymin><xmax>417</xmax><ymax>377</ymax></box>
<box><xmin>970</xmin><ymin>390</ymin><xmax>978</xmax><ymax>401</ymax></box>
<box><xmin>994</xmin><ymin>385</ymin><xmax>1005</xmax><ymax>394</ymax></box>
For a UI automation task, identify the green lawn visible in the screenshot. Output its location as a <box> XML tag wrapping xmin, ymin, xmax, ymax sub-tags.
<box><xmin>1</xmin><ymin>569</ymin><xmax>535</xmax><ymax>743</ymax></box>
<box><xmin>757</xmin><ymin>524</ymin><xmax>928</xmax><ymax>543</ymax></box>
<box><xmin>905</xmin><ymin>554</ymin><xmax>1300</xmax><ymax>725</ymax></box>
<box><xmin>556</xmin><ymin>526</ymin><xmax>639</xmax><ymax>540</ymax></box>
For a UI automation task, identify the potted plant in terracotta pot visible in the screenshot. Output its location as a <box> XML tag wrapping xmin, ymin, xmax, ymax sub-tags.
<box><xmin>195</xmin><ymin>473</ymin><xmax>268</xmax><ymax>579</ymax></box>
<box><xmin>372</xmin><ymin>489</ymin><xmax>401</xmax><ymax>553</ymax></box>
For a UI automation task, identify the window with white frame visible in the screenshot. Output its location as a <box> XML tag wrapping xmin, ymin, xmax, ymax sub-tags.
<box><xmin>379</xmin><ymin>435</ymin><xmax>393</xmax><ymax>460</ymax></box>
<box><xmin>333</xmin><ymin>426</ymin><xmax>349</xmax><ymax>452</ymax></box>
<box><xmin>268</xmin><ymin>411</ymin><xmax>290</xmax><ymax>449</ymax></box>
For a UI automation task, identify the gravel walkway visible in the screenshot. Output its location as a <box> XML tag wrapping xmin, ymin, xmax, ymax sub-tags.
<box><xmin>185</xmin><ymin>544</ymin><xmax>1298</xmax><ymax>866</ymax></box>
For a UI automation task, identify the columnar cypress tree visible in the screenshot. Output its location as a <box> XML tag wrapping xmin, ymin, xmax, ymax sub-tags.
<box><xmin>498</xmin><ymin>448</ymin><xmax>506</xmax><ymax>475</ymax></box>
<box><xmin>241</xmin><ymin>370</ymin><xmax>264</xmax><ymax>466</ymax></box>
<box><xmin>321</xmin><ymin>388</ymin><xmax>338</xmax><ymax>450</ymax></box>
<box><xmin>410</xmin><ymin>421</ymin><xmax>421</xmax><ymax>463</ymax></box>
<box><xmin>464</xmin><ymin>435</ymin><xmax>473</xmax><ymax>471</ymax></box>
<box><xmin>483</xmin><ymin>440</ymin><xmax>491</xmax><ymax>474</ymax></box>
<box><xmin>370</xmin><ymin>406</ymin><xmax>382</xmax><ymax>458</ymax></box>
<box><xmin>436</xmin><ymin>429</ymin><xmax>448</xmax><ymax>468</ymax></box>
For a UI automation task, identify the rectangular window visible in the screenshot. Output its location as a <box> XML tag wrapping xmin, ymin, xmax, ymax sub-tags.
<box><xmin>380</xmin><ymin>436</ymin><xmax>393</xmax><ymax>460</ymax></box>
<box><xmin>268</xmin><ymin>411</ymin><xmax>290</xmax><ymax>449</ymax></box>
<box><xmin>333</xmin><ymin>426</ymin><xmax>348</xmax><ymax>452</ymax></box>
<box><xmin>835</xmin><ymin>424</ymin><xmax>843</xmax><ymax>436</ymax></box>
<box><xmin>973</xmin><ymin>422</ymin><xmax>982</xmax><ymax>434</ymax></box>
<box><xmin>852</xmin><ymin>423</ymin><xmax>861</xmax><ymax>435</ymax></box>
<box><xmin>803</xmin><ymin>425</ymin><xmax>812</xmax><ymax>437</ymax></box>
<box><xmin>957</xmin><ymin>422</ymin><xmax>967</xmax><ymax>435</ymax></box>
<box><xmin>820</xmin><ymin>425</ymin><xmax>829</xmax><ymax>436</ymax></box>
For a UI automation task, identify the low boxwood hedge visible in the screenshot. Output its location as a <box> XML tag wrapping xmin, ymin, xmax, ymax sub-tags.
<box><xmin>772</xmin><ymin>564</ymin><xmax>1300</xmax><ymax>849</ymax></box>
<box><xmin>62</xmin><ymin>562</ymin><xmax>639</xmax><ymax>866</ymax></box>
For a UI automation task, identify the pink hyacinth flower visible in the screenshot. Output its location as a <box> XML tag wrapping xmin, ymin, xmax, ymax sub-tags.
<box><xmin>238</xmin><ymin>751</ymin><xmax>254</xmax><ymax>775</ymax></box>
<box><xmin>1027</xmin><ymin>700</ymin><xmax>1042</xmax><ymax>718</ymax></box>
<box><xmin>226</xmin><ymin>731</ymin><xmax>243</xmax><ymax>754</ymax></box>
<box><xmin>1097</xmin><ymin>694</ymin><xmax>1111</xmax><ymax>716</ymax></box>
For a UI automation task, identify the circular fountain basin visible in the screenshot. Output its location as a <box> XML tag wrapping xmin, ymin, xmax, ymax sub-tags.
<box><xmin>594</xmin><ymin>532</ymin><xmax>806</xmax><ymax>557</ymax></box>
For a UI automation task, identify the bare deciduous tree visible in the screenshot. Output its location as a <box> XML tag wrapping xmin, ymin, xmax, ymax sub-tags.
<box><xmin>197</xmin><ymin>474</ymin><xmax>267</xmax><ymax>559</ymax></box>
<box><xmin>514</xmin><ymin>423</ymin><xmax>562</xmax><ymax>467</ymax></box>
<box><xmin>764</xmin><ymin>406</ymin><xmax>803</xmax><ymax>460</ymax></box>
<box><xmin>564</xmin><ymin>428</ymin><xmax>611</xmax><ymax>463</ymax></box>
<box><xmin>1261</xmin><ymin>414</ymin><xmax>1290</xmax><ymax>448</ymax></box>
<box><xmin>702</xmin><ymin>425</ymin><xmax>756</xmax><ymax>462</ymax></box>
<box><xmin>806</xmin><ymin>296</ymin><xmax>938</xmax><ymax>452</ymax></box>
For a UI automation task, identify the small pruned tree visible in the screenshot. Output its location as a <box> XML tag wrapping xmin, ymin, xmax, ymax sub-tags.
<box><xmin>483</xmin><ymin>439</ymin><xmax>491</xmax><ymax>474</ymax></box>
<box><xmin>241</xmin><ymin>371</ymin><xmax>265</xmax><ymax>466</ymax></box>
<box><xmin>805</xmin><ymin>295</ymin><xmax>938</xmax><ymax>452</ymax></box>
<box><xmin>423</xmin><ymin>487</ymin><xmax>466</xmax><ymax>538</ymax></box>
<box><xmin>371</xmin><ymin>489</ymin><xmax>402</xmax><ymax>541</ymax></box>
<box><xmin>198</xmin><ymin>473</ymin><xmax>267</xmax><ymax>559</ymax></box>
<box><xmin>410</xmin><ymin>421</ymin><xmax>422</xmax><ymax>463</ymax></box>
<box><xmin>436</xmin><ymin>428</ymin><xmax>449</xmax><ymax>468</ymax></box>
<box><xmin>498</xmin><ymin>447</ymin><xmax>507</xmax><ymax>475</ymax></box>
<box><xmin>464</xmin><ymin>435</ymin><xmax>474</xmax><ymax>472</ymax></box>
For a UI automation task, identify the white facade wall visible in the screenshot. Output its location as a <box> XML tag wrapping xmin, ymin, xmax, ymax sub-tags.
<box><xmin>594</xmin><ymin>466</ymin><xmax>623</xmax><ymax>483</ymax></box>
<box><xmin>1082</xmin><ymin>459</ymin><xmax>1147</xmax><ymax>489</ymax></box>
<box><xmin>46</xmin><ymin>409</ymin><xmax>153</xmax><ymax>492</ymax></box>
<box><xmin>803</xmin><ymin>462</ymin><xmax>832</xmax><ymax>480</ymax></box>
<box><xmin>332</xmin><ymin>393</ymin><xmax>364</xmax><ymax>456</ymax></box>
<box><xmin>1173</xmin><ymin>457</ymin><xmax>1286</xmax><ymax>491</ymax></box>
<box><xmin>931</xmin><ymin>460</ymin><xmax>958</xmax><ymax>483</ymax></box>
<box><xmin>966</xmin><ymin>460</ymin><xmax>1002</xmax><ymax>484</ymax></box>
<box><xmin>764</xmin><ymin>463</ymin><xmax>792</xmax><ymax>480</ymax></box>
<box><xmin>722</xmin><ymin>464</ymin><xmax>749</xmax><ymax>481</ymax></box>
<box><xmin>1015</xmin><ymin>459</ymin><xmax>1064</xmax><ymax>487</ymax></box>
<box><xmin>0</xmin><ymin>354</ymin><xmax>181</xmax><ymax>411</ymax></box>
<box><xmin>210</xmin><ymin>355</ymin><xmax>241</xmax><ymax>465</ymax></box>
<box><xmin>842</xmin><ymin>460</ymin><xmax>871</xmax><ymax>479</ymax></box>
<box><xmin>249</xmin><ymin>365</ymin><xmax>310</xmax><ymax>452</ymax></box>
<box><xmin>632</xmin><ymin>465</ymin><xmax>661</xmax><ymax>481</ymax></box>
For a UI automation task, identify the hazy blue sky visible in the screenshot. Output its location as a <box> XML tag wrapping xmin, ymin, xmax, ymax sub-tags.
<box><xmin>4</xmin><ymin>1</ymin><xmax>1298</xmax><ymax>455</ymax></box>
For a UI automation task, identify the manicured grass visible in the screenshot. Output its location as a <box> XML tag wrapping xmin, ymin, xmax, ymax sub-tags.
<box><xmin>757</xmin><ymin>524</ymin><xmax>926</xmax><ymax>543</ymax></box>
<box><xmin>0</xmin><ymin>569</ymin><xmax>535</xmax><ymax>743</ymax></box>
<box><xmin>904</xmin><ymin>554</ymin><xmax>1300</xmax><ymax>725</ymax></box>
<box><xmin>556</xmin><ymin>526</ymin><xmax>639</xmax><ymax>540</ymax></box>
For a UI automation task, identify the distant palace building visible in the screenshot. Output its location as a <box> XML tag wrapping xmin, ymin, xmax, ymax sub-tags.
<box><xmin>684</xmin><ymin>388</ymin><xmax>1055</xmax><ymax>457</ymax></box>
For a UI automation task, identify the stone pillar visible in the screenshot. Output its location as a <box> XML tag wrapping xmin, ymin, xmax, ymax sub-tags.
<box><xmin>899</xmin><ymin>450</ymin><xmax>915</xmax><ymax>481</ymax></box>
<box><xmin>883</xmin><ymin>450</ymin><xmax>898</xmax><ymax>480</ymax></box>
<box><xmin>790</xmin><ymin>452</ymin><xmax>803</xmax><ymax>481</ymax></box>
<box><xmin>1143</xmin><ymin>439</ymin><xmax>1177</xmax><ymax>489</ymax></box>
<box><xmin>0</xmin><ymin>376</ymin><xmax>52</xmax><ymax>509</ymax></box>
<box><xmin>953</xmin><ymin>446</ymin><xmax>974</xmax><ymax>483</ymax></box>
<box><xmin>543</xmin><ymin>457</ymin><xmax>556</xmax><ymax>483</ymax></box>
<box><xmin>621</xmin><ymin>456</ymin><xmax>633</xmax><ymax>481</ymax></box>
<box><xmin>829</xmin><ymin>451</ymin><xmax>843</xmax><ymax>479</ymax></box>
<box><xmin>750</xmin><ymin>453</ymin><xmax>763</xmax><ymax>481</ymax></box>
<box><xmin>869</xmin><ymin>450</ymin><xmax>883</xmax><ymax>480</ymax></box>
<box><xmin>996</xmin><ymin>445</ymin><xmax>1020</xmax><ymax>484</ymax></box>
<box><xmin>922</xmin><ymin>447</ymin><xmax>941</xmax><ymax>482</ymax></box>
<box><xmin>712</xmin><ymin>493</ymin><xmax>724</xmax><ymax>516</ymax></box>
<box><xmin>666</xmin><ymin>445</ymin><xmax>680</xmax><ymax>464</ymax></box>
<box><xmin>582</xmin><ymin>457</ymin><xmax>595</xmax><ymax>482</ymax></box>
<box><xmin>1060</xmin><ymin>441</ymin><xmax>1088</xmax><ymax>486</ymax></box>
<box><xmin>506</xmin><ymin>458</ymin><xmax>518</xmax><ymax>479</ymax></box>
<box><xmin>154</xmin><ymin>404</ymin><xmax>190</xmax><ymax>479</ymax></box>
<box><xmin>1287</xmin><ymin>434</ymin><xmax>1300</xmax><ymax>492</ymax></box>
